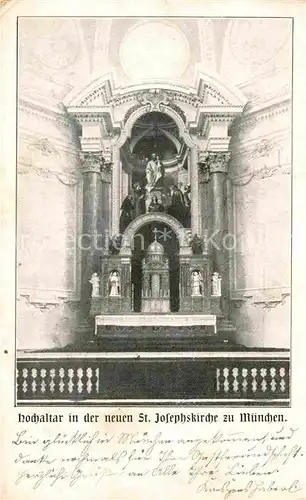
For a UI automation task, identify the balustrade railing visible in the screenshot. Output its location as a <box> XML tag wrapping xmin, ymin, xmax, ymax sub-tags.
<box><xmin>16</xmin><ymin>351</ymin><xmax>289</xmax><ymax>405</ymax></box>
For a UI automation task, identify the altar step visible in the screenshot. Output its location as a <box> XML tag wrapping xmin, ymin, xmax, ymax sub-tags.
<box><xmin>93</xmin><ymin>327</ymin><xmax>232</xmax><ymax>351</ymax></box>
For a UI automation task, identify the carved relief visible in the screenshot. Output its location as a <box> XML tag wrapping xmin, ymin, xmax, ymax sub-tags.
<box><xmin>19</xmin><ymin>138</ymin><xmax>81</xmax><ymax>186</ymax></box>
<box><xmin>230</xmin><ymin>137</ymin><xmax>290</xmax><ymax>186</ymax></box>
<box><xmin>80</xmin><ymin>150</ymin><xmax>113</xmax><ymax>181</ymax></box>
<box><xmin>136</xmin><ymin>89</ymin><xmax>172</xmax><ymax>110</ymax></box>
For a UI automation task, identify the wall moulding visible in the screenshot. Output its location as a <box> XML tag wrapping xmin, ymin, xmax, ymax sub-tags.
<box><xmin>229</xmin><ymin>161</ymin><xmax>291</xmax><ymax>186</ymax></box>
<box><xmin>17</xmin><ymin>160</ymin><xmax>82</xmax><ymax>187</ymax></box>
<box><xmin>230</xmin><ymin>288</ymin><xmax>290</xmax><ymax>309</ymax></box>
<box><xmin>18</xmin><ymin>135</ymin><xmax>82</xmax><ymax>185</ymax></box>
<box><xmin>18</xmin><ymin>290</ymin><xmax>81</xmax><ymax>309</ymax></box>
<box><xmin>228</xmin><ymin>134</ymin><xmax>291</xmax><ymax>185</ymax></box>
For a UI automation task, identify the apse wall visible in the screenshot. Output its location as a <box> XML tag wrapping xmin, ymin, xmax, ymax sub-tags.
<box><xmin>228</xmin><ymin>89</ymin><xmax>291</xmax><ymax>348</ymax></box>
<box><xmin>17</xmin><ymin>102</ymin><xmax>82</xmax><ymax>349</ymax></box>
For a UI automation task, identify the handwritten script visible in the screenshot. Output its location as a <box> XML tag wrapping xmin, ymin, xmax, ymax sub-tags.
<box><xmin>12</xmin><ymin>424</ymin><xmax>305</xmax><ymax>498</ymax></box>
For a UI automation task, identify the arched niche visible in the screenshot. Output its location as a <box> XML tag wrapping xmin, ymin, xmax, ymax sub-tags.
<box><xmin>119</xmin><ymin>212</ymin><xmax>191</xmax><ymax>257</ymax></box>
<box><xmin>112</xmin><ymin>103</ymin><xmax>196</xmax><ymax>235</ymax></box>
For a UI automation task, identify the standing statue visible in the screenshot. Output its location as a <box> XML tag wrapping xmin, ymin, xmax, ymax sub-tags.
<box><xmin>146</xmin><ymin>153</ymin><xmax>163</xmax><ymax>192</ymax></box>
<box><xmin>119</xmin><ymin>193</ymin><xmax>135</xmax><ymax>233</ymax></box>
<box><xmin>109</xmin><ymin>271</ymin><xmax>121</xmax><ymax>296</ymax></box>
<box><xmin>183</xmin><ymin>184</ymin><xmax>191</xmax><ymax>226</ymax></box>
<box><xmin>133</xmin><ymin>182</ymin><xmax>146</xmax><ymax>216</ymax></box>
<box><xmin>212</xmin><ymin>272</ymin><xmax>222</xmax><ymax>296</ymax></box>
<box><xmin>191</xmin><ymin>270</ymin><xmax>203</xmax><ymax>296</ymax></box>
<box><xmin>190</xmin><ymin>234</ymin><xmax>203</xmax><ymax>255</ymax></box>
<box><xmin>168</xmin><ymin>184</ymin><xmax>186</xmax><ymax>223</ymax></box>
<box><xmin>89</xmin><ymin>272</ymin><xmax>100</xmax><ymax>297</ymax></box>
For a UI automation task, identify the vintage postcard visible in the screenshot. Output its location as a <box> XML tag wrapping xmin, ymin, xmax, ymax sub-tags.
<box><xmin>1</xmin><ymin>0</ymin><xmax>306</xmax><ymax>499</ymax></box>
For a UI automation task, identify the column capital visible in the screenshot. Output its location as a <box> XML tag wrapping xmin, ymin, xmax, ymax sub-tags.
<box><xmin>80</xmin><ymin>150</ymin><xmax>113</xmax><ymax>182</ymax></box>
<box><xmin>198</xmin><ymin>151</ymin><xmax>231</xmax><ymax>183</ymax></box>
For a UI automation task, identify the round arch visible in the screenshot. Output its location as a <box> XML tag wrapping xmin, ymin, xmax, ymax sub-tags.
<box><xmin>119</xmin><ymin>212</ymin><xmax>191</xmax><ymax>256</ymax></box>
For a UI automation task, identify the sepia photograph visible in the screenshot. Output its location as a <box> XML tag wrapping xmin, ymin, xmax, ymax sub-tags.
<box><xmin>16</xmin><ymin>16</ymin><xmax>292</xmax><ymax>406</ymax></box>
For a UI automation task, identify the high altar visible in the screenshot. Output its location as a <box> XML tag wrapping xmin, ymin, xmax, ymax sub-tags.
<box><xmin>68</xmin><ymin>77</ymin><xmax>247</xmax><ymax>349</ymax></box>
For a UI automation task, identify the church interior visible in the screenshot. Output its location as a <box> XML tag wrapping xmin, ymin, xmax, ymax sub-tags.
<box><xmin>17</xmin><ymin>18</ymin><xmax>291</xmax><ymax>403</ymax></box>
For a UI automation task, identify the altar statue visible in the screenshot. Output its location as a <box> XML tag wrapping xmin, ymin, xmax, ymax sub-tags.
<box><xmin>191</xmin><ymin>270</ymin><xmax>203</xmax><ymax>296</ymax></box>
<box><xmin>133</xmin><ymin>182</ymin><xmax>146</xmax><ymax>216</ymax></box>
<box><xmin>183</xmin><ymin>184</ymin><xmax>191</xmax><ymax>226</ymax></box>
<box><xmin>119</xmin><ymin>193</ymin><xmax>135</xmax><ymax>233</ymax></box>
<box><xmin>109</xmin><ymin>271</ymin><xmax>121</xmax><ymax>296</ymax></box>
<box><xmin>89</xmin><ymin>272</ymin><xmax>100</xmax><ymax>297</ymax></box>
<box><xmin>146</xmin><ymin>153</ymin><xmax>163</xmax><ymax>192</ymax></box>
<box><xmin>190</xmin><ymin>234</ymin><xmax>203</xmax><ymax>255</ymax></box>
<box><xmin>212</xmin><ymin>272</ymin><xmax>222</xmax><ymax>296</ymax></box>
<box><xmin>168</xmin><ymin>184</ymin><xmax>186</xmax><ymax>223</ymax></box>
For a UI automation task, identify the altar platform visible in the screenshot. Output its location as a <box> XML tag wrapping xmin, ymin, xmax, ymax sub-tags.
<box><xmin>94</xmin><ymin>313</ymin><xmax>219</xmax><ymax>351</ymax></box>
<box><xmin>95</xmin><ymin>313</ymin><xmax>217</xmax><ymax>332</ymax></box>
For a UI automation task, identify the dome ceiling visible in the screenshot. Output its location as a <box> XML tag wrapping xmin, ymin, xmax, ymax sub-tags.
<box><xmin>18</xmin><ymin>17</ymin><xmax>292</xmax><ymax>109</ymax></box>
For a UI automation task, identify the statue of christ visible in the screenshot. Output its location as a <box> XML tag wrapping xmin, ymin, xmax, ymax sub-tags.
<box><xmin>145</xmin><ymin>153</ymin><xmax>163</xmax><ymax>193</ymax></box>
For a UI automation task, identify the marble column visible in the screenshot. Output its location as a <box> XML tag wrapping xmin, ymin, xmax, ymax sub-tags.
<box><xmin>111</xmin><ymin>146</ymin><xmax>121</xmax><ymax>235</ymax></box>
<box><xmin>80</xmin><ymin>151</ymin><xmax>112</xmax><ymax>312</ymax></box>
<box><xmin>190</xmin><ymin>146</ymin><xmax>200</xmax><ymax>235</ymax></box>
<box><xmin>179</xmin><ymin>260</ymin><xmax>190</xmax><ymax>312</ymax></box>
<box><xmin>198</xmin><ymin>151</ymin><xmax>231</xmax><ymax>304</ymax></box>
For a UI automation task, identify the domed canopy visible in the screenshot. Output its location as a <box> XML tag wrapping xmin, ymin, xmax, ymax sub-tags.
<box><xmin>147</xmin><ymin>239</ymin><xmax>164</xmax><ymax>256</ymax></box>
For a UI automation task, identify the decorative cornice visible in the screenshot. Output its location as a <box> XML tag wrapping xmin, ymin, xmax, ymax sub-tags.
<box><xmin>78</xmin><ymin>79</ymin><xmax>113</xmax><ymax>106</ymax></box>
<box><xmin>198</xmin><ymin>151</ymin><xmax>231</xmax><ymax>182</ymax></box>
<box><xmin>67</xmin><ymin>74</ymin><xmax>247</xmax><ymax>110</ymax></box>
<box><xmin>230</xmin><ymin>98</ymin><xmax>291</xmax><ymax>133</ymax></box>
<box><xmin>69</xmin><ymin>83</ymin><xmax>246</xmax><ymax>139</ymax></box>
<box><xmin>69</xmin><ymin>108</ymin><xmax>119</xmax><ymax>137</ymax></box>
<box><xmin>191</xmin><ymin>111</ymin><xmax>239</xmax><ymax>138</ymax></box>
<box><xmin>198</xmin><ymin>83</ymin><xmax>232</xmax><ymax>106</ymax></box>
<box><xmin>19</xmin><ymin>98</ymin><xmax>75</xmax><ymax>129</ymax></box>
